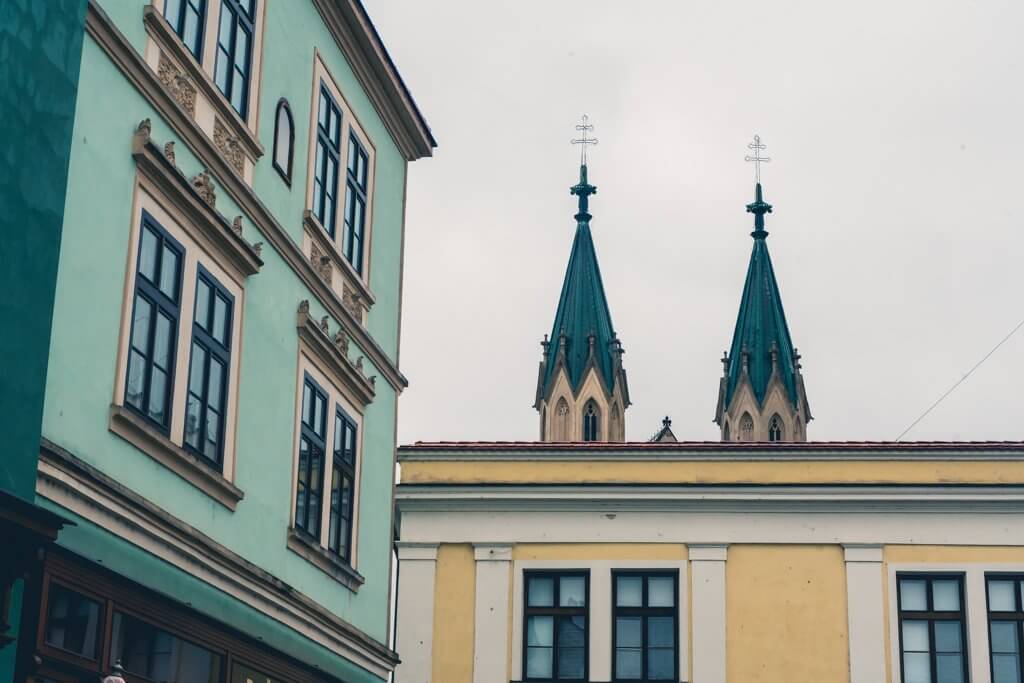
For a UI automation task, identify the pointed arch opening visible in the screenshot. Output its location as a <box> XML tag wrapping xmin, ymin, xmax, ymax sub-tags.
<box><xmin>795</xmin><ymin>416</ymin><xmax>803</xmax><ymax>439</ymax></box>
<box><xmin>769</xmin><ymin>414</ymin><xmax>784</xmax><ymax>442</ymax></box>
<box><xmin>541</xmin><ymin>405</ymin><xmax>547</xmax><ymax>440</ymax></box>
<box><xmin>740</xmin><ymin>413</ymin><xmax>754</xmax><ymax>442</ymax></box>
<box><xmin>554</xmin><ymin>397</ymin><xmax>570</xmax><ymax>441</ymax></box>
<box><xmin>583</xmin><ymin>400</ymin><xmax>600</xmax><ymax>442</ymax></box>
<box><xmin>723</xmin><ymin>421</ymin><xmax>731</xmax><ymax>442</ymax></box>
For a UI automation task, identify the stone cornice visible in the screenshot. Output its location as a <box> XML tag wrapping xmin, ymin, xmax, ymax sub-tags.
<box><xmin>37</xmin><ymin>438</ymin><xmax>400</xmax><ymax>677</ymax></box>
<box><xmin>311</xmin><ymin>0</ymin><xmax>435</xmax><ymax>160</ymax></box>
<box><xmin>297</xmin><ymin>301</ymin><xmax>376</xmax><ymax>407</ymax></box>
<box><xmin>142</xmin><ymin>5</ymin><xmax>263</xmax><ymax>162</ymax></box>
<box><xmin>132</xmin><ymin>124</ymin><xmax>262</xmax><ymax>280</ymax></box>
<box><xmin>85</xmin><ymin>1</ymin><xmax>408</xmax><ymax>392</ymax></box>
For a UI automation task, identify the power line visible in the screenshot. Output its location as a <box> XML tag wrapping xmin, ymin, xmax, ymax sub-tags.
<box><xmin>896</xmin><ymin>316</ymin><xmax>1024</xmax><ymax>441</ymax></box>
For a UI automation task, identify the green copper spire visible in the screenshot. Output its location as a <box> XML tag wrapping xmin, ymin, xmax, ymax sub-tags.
<box><xmin>724</xmin><ymin>180</ymin><xmax>799</xmax><ymax>408</ymax></box>
<box><xmin>539</xmin><ymin>161</ymin><xmax>621</xmax><ymax>398</ymax></box>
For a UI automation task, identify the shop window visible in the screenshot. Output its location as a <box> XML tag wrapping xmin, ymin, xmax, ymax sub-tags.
<box><xmin>44</xmin><ymin>583</ymin><xmax>102</xmax><ymax>661</ymax></box>
<box><xmin>111</xmin><ymin>611</ymin><xmax>223</xmax><ymax>683</ymax></box>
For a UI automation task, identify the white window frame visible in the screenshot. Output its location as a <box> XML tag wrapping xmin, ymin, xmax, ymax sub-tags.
<box><xmin>288</xmin><ymin>350</ymin><xmax>365</xmax><ymax>570</ymax></box>
<box><xmin>304</xmin><ymin>51</ymin><xmax>377</xmax><ymax>286</ymax></box>
<box><xmin>113</xmin><ymin>181</ymin><xmax>246</xmax><ymax>489</ymax></box>
<box><xmin>510</xmin><ymin>560</ymin><xmax>688</xmax><ymax>682</ymax></box>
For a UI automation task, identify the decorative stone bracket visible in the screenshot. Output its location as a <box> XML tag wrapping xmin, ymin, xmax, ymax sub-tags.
<box><xmin>297</xmin><ymin>300</ymin><xmax>376</xmax><ymax>406</ymax></box>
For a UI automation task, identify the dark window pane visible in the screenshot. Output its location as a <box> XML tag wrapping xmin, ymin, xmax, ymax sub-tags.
<box><xmin>900</xmin><ymin>579</ymin><xmax>927</xmax><ymax>611</ymax></box>
<box><xmin>933</xmin><ymin>580</ymin><xmax>960</xmax><ymax>611</ymax></box>
<box><xmin>935</xmin><ymin>654</ymin><xmax>963</xmax><ymax>683</ymax></box>
<box><xmin>525</xmin><ymin>647</ymin><xmax>552</xmax><ymax>679</ymax></box>
<box><xmin>130</xmin><ymin>295</ymin><xmax>152</xmax><ymax>353</ymax></box>
<box><xmin>903</xmin><ymin>652</ymin><xmax>931</xmax><ymax>683</ymax></box>
<box><xmin>615</xmin><ymin>648</ymin><xmax>642</xmax><ymax>680</ymax></box>
<box><xmin>616</xmin><ymin>616</ymin><xmax>641</xmax><ymax>647</ymax></box>
<box><xmin>990</xmin><ymin>581</ymin><xmax>1018</xmax><ymax>612</ymax></box>
<box><xmin>648</xmin><ymin>576</ymin><xmax>674</xmax><ymax>607</ymax></box>
<box><xmin>185</xmin><ymin>393</ymin><xmax>202</xmax><ymax>449</ymax></box>
<box><xmin>992</xmin><ymin>621</ymin><xmax>1020</xmax><ymax>654</ymax></box>
<box><xmin>559</xmin><ymin>576</ymin><xmax>585</xmax><ymax>607</ymax></box>
<box><xmin>139</xmin><ymin>227</ymin><xmax>158</xmax><ymax>281</ymax></box>
<box><xmin>126</xmin><ymin>351</ymin><xmax>146</xmax><ymax>409</ymax></box>
<box><xmin>526</xmin><ymin>615</ymin><xmax>552</xmax><ymax>646</ymax></box>
<box><xmin>648</xmin><ymin>616</ymin><xmax>674</xmax><ymax>648</ymax></box>
<box><xmin>195</xmin><ymin>279</ymin><xmax>211</xmax><ymax>330</ymax></box>
<box><xmin>993</xmin><ymin>654</ymin><xmax>1022</xmax><ymax>683</ymax></box>
<box><xmin>148</xmin><ymin>367</ymin><xmax>168</xmax><ymax>424</ymax></box>
<box><xmin>616</xmin><ymin>576</ymin><xmax>642</xmax><ymax>607</ymax></box>
<box><xmin>558</xmin><ymin>616</ymin><xmax>585</xmax><ymax>648</ymax></box>
<box><xmin>934</xmin><ymin>621</ymin><xmax>961</xmax><ymax>653</ymax></box>
<box><xmin>212</xmin><ymin>294</ymin><xmax>228</xmax><ymax>345</ymax></box>
<box><xmin>902</xmin><ymin>620</ymin><xmax>929</xmax><ymax>652</ymax></box>
<box><xmin>44</xmin><ymin>584</ymin><xmax>102</xmax><ymax>660</ymax></box>
<box><xmin>556</xmin><ymin>645</ymin><xmax>584</xmax><ymax>679</ymax></box>
<box><xmin>648</xmin><ymin>648</ymin><xmax>674</xmax><ymax>680</ymax></box>
<box><xmin>528</xmin><ymin>577</ymin><xmax>554</xmax><ymax>607</ymax></box>
<box><xmin>111</xmin><ymin>612</ymin><xmax>222</xmax><ymax>683</ymax></box>
<box><xmin>159</xmin><ymin>245</ymin><xmax>179</xmax><ymax>299</ymax></box>
<box><xmin>153</xmin><ymin>312</ymin><xmax>173</xmax><ymax>369</ymax></box>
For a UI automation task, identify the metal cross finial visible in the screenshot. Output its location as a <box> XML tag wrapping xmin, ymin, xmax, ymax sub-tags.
<box><xmin>571</xmin><ymin>114</ymin><xmax>598</xmax><ymax>165</ymax></box>
<box><xmin>744</xmin><ymin>134</ymin><xmax>771</xmax><ymax>184</ymax></box>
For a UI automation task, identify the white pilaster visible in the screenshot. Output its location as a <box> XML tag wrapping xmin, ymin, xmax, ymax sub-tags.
<box><xmin>690</xmin><ymin>544</ymin><xmax>728</xmax><ymax>683</ymax></box>
<box><xmin>394</xmin><ymin>543</ymin><xmax>438</xmax><ymax>683</ymax></box>
<box><xmin>473</xmin><ymin>544</ymin><xmax>513</xmax><ymax>683</ymax></box>
<box><xmin>965</xmin><ymin>569</ymin><xmax>992</xmax><ymax>683</ymax></box>
<box><xmin>589</xmin><ymin>568</ymin><xmax>613</xmax><ymax>681</ymax></box>
<box><xmin>843</xmin><ymin>544</ymin><xmax>886</xmax><ymax>683</ymax></box>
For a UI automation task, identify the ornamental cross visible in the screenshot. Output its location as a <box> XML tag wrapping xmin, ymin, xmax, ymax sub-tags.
<box><xmin>744</xmin><ymin>134</ymin><xmax>771</xmax><ymax>184</ymax></box>
<box><xmin>571</xmin><ymin>114</ymin><xmax>598</xmax><ymax>165</ymax></box>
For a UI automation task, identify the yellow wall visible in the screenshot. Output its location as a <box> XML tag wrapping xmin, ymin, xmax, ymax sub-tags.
<box><xmin>512</xmin><ymin>543</ymin><xmax>688</xmax><ymax>561</ymax></box>
<box><xmin>726</xmin><ymin>545</ymin><xmax>850</xmax><ymax>682</ymax></box>
<box><xmin>401</xmin><ymin>459</ymin><xmax>1024</xmax><ymax>485</ymax></box>
<box><xmin>432</xmin><ymin>544</ymin><xmax>476</xmax><ymax>683</ymax></box>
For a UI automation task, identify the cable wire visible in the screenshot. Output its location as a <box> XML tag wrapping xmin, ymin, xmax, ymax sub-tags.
<box><xmin>896</xmin><ymin>316</ymin><xmax>1024</xmax><ymax>441</ymax></box>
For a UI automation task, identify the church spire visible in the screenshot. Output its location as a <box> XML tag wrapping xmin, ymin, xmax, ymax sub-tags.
<box><xmin>715</xmin><ymin>136</ymin><xmax>811</xmax><ymax>442</ymax></box>
<box><xmin>535</xmin><ymin>117</ymin><xmax>629</xmax><ymax>442</ymax></box>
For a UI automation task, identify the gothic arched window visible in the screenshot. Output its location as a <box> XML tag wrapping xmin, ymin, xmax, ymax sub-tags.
<box><xmin>272</xmin><ymin>99</ymin><xmax>294</xmax><ymax>183</ymax></box>
<box><xmin>583</xmin><ymin>401</ymin><xmax>600</xmax><ymax>442</ymax></box>
<box><xmin>554</xmin><ymin>398</ymin><xmax>570</xmax><ymax>441</ymax></box>
<box><xmin>740</xmin><ymin>413</ymin><xmax>754</xmax><ymax>442</ymax></box>
<box><xmin>723</xmin><ymin>421</ymin><xmax>731</xmax><ymax>441</ymax></box>
<box><xmin>769</xmin><ymin>414</ymin><xmax>783</xmax><ymax>442</ymax></box>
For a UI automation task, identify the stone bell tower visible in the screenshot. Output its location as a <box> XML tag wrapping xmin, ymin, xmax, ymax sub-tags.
<box><xmin>715</xmin><ymin>136</ymin><xmax>811</xmax><ymax>442</ymax></box>
<box><xmin>534</xmin><ymin>117</ymin><xmax>630</xmax><ymax>442</ymax></box>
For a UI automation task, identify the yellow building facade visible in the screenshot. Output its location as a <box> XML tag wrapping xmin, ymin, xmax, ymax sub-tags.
<box><xmin>394</xmin><ymin>441</ymin><xmax>1024</xmax><ymax>683</ymax></box>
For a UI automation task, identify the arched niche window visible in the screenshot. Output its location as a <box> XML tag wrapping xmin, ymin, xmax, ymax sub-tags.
<box><xmin>609</xmin><ymin>403</ymin><xmax>622</xmax><ymax>441</ymax></box>
<box><xmin>739</xmin><ymin>413</ymin><xmax>754</xmax><ymax>442</ymax></box>
<box><xmin>723</xmin><ymin>421</ymin><xmax>731</xmax><ymax>441</ymax></box>
<box><xmin>272</xmin><ymin>99</ymin><xmax>294</xmax><ymax>184</ymax></box>
<box><xmin>583</xmin><ymin>401</ymin><xmax>600</xmax><ymax>442</ymax></box>
<box><xmin>795</xmin><ymin>416</ymin><xmax>802</xmax><ymax>439</ymax></box>
<box><xmin>769</xmin><ymin>414</ymin><xmax>783</xmax><ymax>442</ymax></box>
<box><xmin>554</xmin><ymin>398</ymin><xmax>570</xmax><ymax>441</ymax></box>
<box><xmin>540</xmin><ymin>406</ymin><xmax>547</xmax><ymax>441</ymax></box>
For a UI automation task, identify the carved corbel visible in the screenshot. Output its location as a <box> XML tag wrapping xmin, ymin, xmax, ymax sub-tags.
<box><xmin>190</xmin><ymin>171</ymin><xmax>216</xmax><ymax>208</ymax></box>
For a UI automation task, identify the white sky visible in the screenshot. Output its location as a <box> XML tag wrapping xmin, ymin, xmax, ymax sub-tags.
<box><xmin>363</xmin><ymin>0</ymin><xmax>1024</xmax><ymax>443</ymax></box>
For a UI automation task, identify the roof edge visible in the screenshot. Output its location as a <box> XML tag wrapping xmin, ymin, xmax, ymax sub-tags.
<box><xmin>315</xmin><ymin>0</ymin><xmax>436</xmax><ymax>160</ymax></box>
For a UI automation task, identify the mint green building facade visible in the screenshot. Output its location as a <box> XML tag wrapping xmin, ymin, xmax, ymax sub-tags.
<box><xmin>19</xmin><ymin>2</ymin><xmax>433</xmax><ymax>682</ymax></box>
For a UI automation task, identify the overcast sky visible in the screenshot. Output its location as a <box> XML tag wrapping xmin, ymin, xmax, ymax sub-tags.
<box><xmin>364</xmin><ymin>0</ymin><xmax>1024</xmax><ymax>444</ymax></box>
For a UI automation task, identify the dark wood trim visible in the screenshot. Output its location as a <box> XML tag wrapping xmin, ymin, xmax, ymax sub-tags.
<box><xmin>85</xmin><ymin>0</ymin><xmax>408</xmax><ymax>393</ymax></box>
<box><xmin>286</xmin><ymin>528</ymin><xmax>365</xmax><ymax>592</ymax></box>
<box><xmin>108</xmin><ymin>403</ymin><xmax>245</xmax><ymax>510</ymax></box>
<box><xmin>36</xmin><ymin>439</ymin><xmax>399</xmax><ymax>672</ymax></box>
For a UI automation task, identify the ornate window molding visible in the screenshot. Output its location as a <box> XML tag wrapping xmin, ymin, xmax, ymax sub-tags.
<box><xmin>143</xmin><ymin>4</ymin><xmax>264</xmax><ymax>183</ymax></box>
<box><xmin>86</xmin><ymin>1</ymin><xmax>408</xmax><ymax>393</ymax></box>
<box><xmin>295</xmin><ymin>301</ymin><xmax>376</xmax><ymax>407</ymax></box>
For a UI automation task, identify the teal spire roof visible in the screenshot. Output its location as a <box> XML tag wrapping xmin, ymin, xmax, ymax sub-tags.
<box><xmin>724</xmin><ymin>183</ymin><xmax>800</xmax><ymax>408</ymax></box>
<box><xmin>540</xmin><ymin>164</ymin><xmax>621</xmax><ymax>397</ymax></box>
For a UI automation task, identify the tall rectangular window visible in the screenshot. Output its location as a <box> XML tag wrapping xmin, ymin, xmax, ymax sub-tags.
<box><xmin>313</xmin><ymin>85</ymin><xmax>342</xmax><ymax>238</ymax></box>
<box><xmin>162</xmin><ymin>0</ymin><xmax>206</xmax><ymax>60</ymax></box>
<box><xmin>988</xmin><ymin>575</ymin><xmax>1024</xmax><ymax>683</ymax></box>
<box><xmin>184</xmin><ymin>268</ymin><xmax>233</xmax><ymax>468</ymax></box>
<box><xmin>44</xmin><ymin>583</ymin><xmax>103</xmax><ymax>661</ymax></box>
<box><xmin>327</xmin><ymin>409</ymin><xmax>357</xmax><ymax>562</ymax></box>
<box><xmin>523</xmin><ymin>571</ymin><xmax>588</xmax><ymax>681</ymax></box>
<box><xmin>342</xmin><ymin>133</ymin><xmax>368</xmax><ymax>273</ymax></box>
<box><xmin>897</xmin><ymin>574</ymin><xmax>968</xmax><ymax>683</ymax></box>
<box><xmin>295</xmin><ymin>375</ymin><xmax>327</xmax><ymax>539</ymax></box>
<box><xmin>612</xmin><ymin>572</ymin><xmax>677</xmax><ymax>681</ymax></box>
<box><xmin>125</xmin><ymin>214</ymin><xmax>183</xmax><ymax>431</ymax></box>
<box><xmin>214</xmin><ymin>0</ymin><xmax>255</xmax><ymax>117</ymax></box>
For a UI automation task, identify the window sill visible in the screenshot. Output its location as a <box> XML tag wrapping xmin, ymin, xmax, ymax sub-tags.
<box><xmin>286</xmin><ymin>528</ymin><xmax>364</xmax><ymax>592</ymax></box>
<box><xmin>109</xmin><ymin>404</ymin><xmax>244</xmax><ymax>511</ymax></box>
<box><xmin>142</xmin><ymin>5</ymin><xmax>263</xmax><ymax>167</ymax></box>
<box><xmin>303</xmin><ymin>211</ymin><xmax>376</xmax><ymax>318</ymax></box>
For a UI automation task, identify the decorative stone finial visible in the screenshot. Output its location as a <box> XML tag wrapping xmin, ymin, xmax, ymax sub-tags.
<box><xmin>721</xmin><ymin>351</ymin><xmax>730</xmax><ymax>374</ymax></box>
<box><xmin>253</xmin><ymin>242</ymin><xmax>263</xmax><ymax>257</ymax></box>
<box><xmin>232</xmin><ymin>216</ymin><xmax>243</xmax><ymax>237</ymax></box>
<box><xmin>319</xmin><ymin>316</ymin><xmax>329</xmax><ymax>333</ymax></box>
<box><xmin>190</xmin><ymin>171</ymin><xmax>216</xmax><ymax>208</ymax></box>
<box><xmin>137</xmin><ymin>118</ymin><xmax>152</xmax><ymax>138</ymax></box>
<box><xmin>793</xmin><ymin>348</ymin><xmax>803</xmax><ymax>371</ymax></box>
<box><xmin>163</xmin><ymin>141</ymin><xmax>176</xmax><ymax>165</ymax></box>
<box><xmin>355</xmin><ymin>356</ymin><xmax>364</xmax><ymax>374</ymax></box>
<box><xmin>333</xmin><ymin>330</ymin><xmax>349</xmax><ymax>355</ymax></box>
<box><xmin>662</xmin><ymin>416</ymin><xmax>672</xmax><ymax>429</ymax></box>
<box><xmin>298</xmin><ymin>300</ymin><xmax>310</xmax><ymax>315</ymax></box>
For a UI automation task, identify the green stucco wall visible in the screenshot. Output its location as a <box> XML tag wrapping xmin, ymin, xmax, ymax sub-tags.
<box><xmin>39</xmin><ymin>1</ymin><xmax>411</xmax><ymax>681</ymax></box>
<box><xmin>0</xmin><ymin>1</ymin><xmax>87</xmax><ymax>680</ymax></box>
